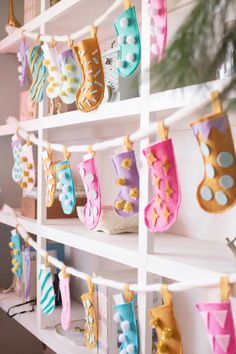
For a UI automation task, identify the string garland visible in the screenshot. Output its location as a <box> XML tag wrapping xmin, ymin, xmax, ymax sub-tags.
<box><xmin>2</xmin><ymin>203</ymin><xmax>236</xmax><ymax>293</ymax></box>
<box><xmin>18</xmin><ymin>0</ymin><xmax>124</xmax><ymax>44</ymax></box>
<box><xmin>9</xmin><ymin>77</ymin><xmax>231</xmax><ymax>154</ymax></box>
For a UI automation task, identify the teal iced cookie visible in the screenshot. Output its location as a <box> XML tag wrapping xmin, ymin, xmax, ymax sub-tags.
<box><xmin>114</xmin><ymin>6</ymin><xmax>141</xmax><ymax>77</ymax></box>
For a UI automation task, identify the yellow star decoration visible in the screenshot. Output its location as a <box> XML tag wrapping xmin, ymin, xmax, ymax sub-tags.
<box><xmin>153</xmin><ymin>174</ymin><xmax>161</xmax><ymax>189</ymax></box>
<box><xmin>164</xmin><ymin>181</ymin><xmax>174</xmax><ymax>200</ymax></box>
<box><xmin>121</xmin><ymin>158</ymin><xmax>133</xmax><ymax>170</ymax></box>
<box><xmin>146</xmin><ymin>151</ymin><xmax>157</xmax><ymax>166</ymax></box>
<box><xmin>163</xmin><ymin>206</ymin><xmax>171</xmax><ymax>223</ymax></box>
<box><xmin>162</xmin><ymin>156</ymin><xmax>172</xmax><ymax>176</ymax></box>
<box><xmin>155</xmin><ymin>194</ymin><xmax>163</xmax><ymax>209</ymax></box>
<box><xmin>151</xmin><ymin>207</ymin><xmax>159</xmax><ymax>226</ymax></box>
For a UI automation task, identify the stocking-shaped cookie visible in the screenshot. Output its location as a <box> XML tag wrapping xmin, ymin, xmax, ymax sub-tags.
<box><xmin>81</xmin><ymin>277</ymin><xmax>98</xmax><ymax>349</ymax></box>
<box><xmin>59</xmin><ymin>270</ymin><xmax>71</xmax><ymax>331</ymax></box>
<box><xmin>59</xmin><ymin>48</ymin><xmax>82</xmax><ymax>104</ymax></box>
<box><xmin>20</xmin><ymin>142</ymin><xmax>36</xmax><ymax>192</ymax></box>
<box><xmin>11</xmin><ymin>134</ymin><xmax>24</xmax><ymax>183</ymax></box>
<box><xmin>17</xmin><ymin>39</ymin><xmax>27</xmax><ymax>87</ymax></box>
<box><xmin>149</xmin><ymin>0</ymin><xmax>167</xmax><ymax>61</ymax></box>
<box><xmin>143</xmin><ymin>123</ymin><xmax>181</xmax><ymax>232</ymax></box>
<box><xmin>42</xmin><ymin>147</ymin><xmax>56</xmax><ymax>208</ymax></box>
<box><xmin>114</xmin><ymin>0</ymin><xmax>141</xmax><ymax>77</ymax></box>
<box><xmin>27</xmin><ymin>45</ymin><xmax>46</xmax><ymax>103</ymax></box>
<box><xmin>55</xmin><ymin>149</ymin><xmax>76</xmax><ymax>215</ymax></box>
<box><xmin>113</xmin><ymin>287</ymin><xmax>139</xmax><ymax>354</ymax></box>
<box><xmin>74</xmin><ymin>26</ymin><xmax>105</xmax><ymax>112</ymax></box>
<box><xmin>196</xmin><ymin>277</ymin><xmax>236</xmax><ymax>354</ymax></box>
<box><xmin>77</xmin><ymin>153</ymin><xmax>101</xmax><ymax>229</ymax></box>
<box><xmin>42</xmin><ymin>42</ymin><xmax>63</xmax><ymax>99</ymax></box>
<box><xmin>9</xmin><ymin>229</ymin><xmax>22</xmax><ymax>278</ymax></box>
<box><xmin>111</xmin><ymin>147</ymin><xmax>139</xmax><ymax>217</ymax></box>
<box><xmin>191</xmin><ymin>112</ymin><xmax>236</xmax><ymax>213</ymax></box>
<box><xmin>149</xmin><ymin>286</ymin><xmax>183</xmax><ymax>354</ymax></box>
<box><xmin>38</xmin><ymin>264</ymin><xmax>55</xmax><ymax>315</ymax></box>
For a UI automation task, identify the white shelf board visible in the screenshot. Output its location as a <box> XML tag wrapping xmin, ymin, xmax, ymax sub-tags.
<box><xmin>0</xmin><ymin>210</ymin><xmax>37</xmax><ymax>234</ymax></box>
<box><xmin>147</xmin><ymin>233</ymin><xmax>236</xmax><ymax>280</ymax></box>
<box><xmin>0</xmin><ymin>292</ymin><xmax>91</xmax><ymax>354</ymax></box>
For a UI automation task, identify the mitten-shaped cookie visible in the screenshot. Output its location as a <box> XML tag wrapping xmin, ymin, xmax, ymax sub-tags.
<box><xmin>11</xmin><ymin>134</ymin><xmax>24</xmax><ymax>183</ymax></box>
<box><xmin>59</xmin><ymin>269</ymin><xmax>71</xmax><ymax>331</ymax></box>
<box><xmin>149</xmin><ymin>286</ymin><xmax>183</xmax><ymax>354</ymax></box>
<box><xmin>20</xmin><ymin>141</ymin><xmax>36</xmax><ymax>192</ymax></box>
<box><xmin>143</xmin><ymin>122</ymin><xmax>181</xmax><ymax>232</ymax></box>
<box><xmin>38</xmin><ymin>263</ymin><xmax>55</xmax><ymax>315</ymax></box>
<box><xmin>111</xmin><ymin>136</ymin><xmax>139</xmax><ymax>217</ymax></box>
<box><xmin>27</xmin><ymin>44</ymin><xmax>46</xmax><ymax>103</ymax></box>
<box><xmin>196</xmin><ymin>277</ymin><xmax>236</xmax><ymax>354</ymax></box>
<box><xmin>42</xmin><ymin>42</ymin><xmax>63</xmax><ymax>99</ymax></box>
<box><xmin>74</xmin><ymin>26</ymin><xmax>105</xmax><ymax>112</ymax></box>
<box><xmin>114</xmin><ymin>0</ymin><xmax>141</xmax><ymax>77</ymax></box>
<box><xmin>9</xmin><ymin>229</ymin><xmax>22</xmax><ymax>278</ymax></box>
<box><xmin>81</xmin><ymin>277</ymin><xmax>98</xmax><ymax>349</ymax></box>
<box><xmin>191</xmin><ymin>111</ymin><xmax>236</xmax><ymax>213</ymax></box>
<box><xmin>42</xmin><ymin>147</ymin><xmax>56</xmax><ymax>208</ymax></box>
<box><xmin>77</xmin><ymin>151</ymin><xmax>101</xmax><ymax>229</ymax></box>
<box><xmin>59</xmin><ymin>48</ymin><xmax>82</xmax><ymax>104</ymax></box>
<box><xmin>113</xmin><ymin>286</ymin><xmax>139</xmax><ymax>354</ymax></box>
<box><xmin>55</xmin><ymin>148</ymin><xmax>76</xmax><ymax>215</ymax></box>
<box><xmin>17</xmin><ymin>39</ymin><xmax>27</xmax><ymax>87</ymax></box>
<box><xmin>149</xmin><ymin>0</ymin><xmax>167</xmax><ymax>61</ymax></box>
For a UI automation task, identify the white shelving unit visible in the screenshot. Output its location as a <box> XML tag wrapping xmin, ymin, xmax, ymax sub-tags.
<box><xmin>0</xmin><ymin>1</ymin><xmax>234</xmax><ymax>353</ymax></box>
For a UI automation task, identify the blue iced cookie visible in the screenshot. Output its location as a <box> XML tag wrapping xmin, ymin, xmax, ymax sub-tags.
<box><xmin>9</xmin><ymin>229</ymin><xmax>22</xmax><ymax>278</ymax></box>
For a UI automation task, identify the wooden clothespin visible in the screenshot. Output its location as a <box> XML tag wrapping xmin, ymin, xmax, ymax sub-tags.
<box><xmin>220</xmin><ymin>276</ymin><xmax>231</xmax><ymax>303</ymax></box>
<box><xmin>211</xmin><ymin>90</ymin><xmax>223</xmax><ymax>114</ymax></box>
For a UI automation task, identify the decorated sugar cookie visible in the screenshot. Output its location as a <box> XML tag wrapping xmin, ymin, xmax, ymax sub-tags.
<box><xmin>27</xmin><ymin>44</ymin><xmax>46</xmax><ymax>103</ymax></box>
<box><xmin>191</xmin><ymin>101</ymin><xmax>236</xmax><ymax>213</ymax></box>
<box><xmin>42</xmin><ymin>42</ymin><xmax>63</xmax><ymax>99</ymax></box>
<box><xmin>149</xmin><ymin>0</ymin><xmax>167</xmax><ymax>61</ymax></box>
<box><xmin>74</xmin><ymin>26</ymin><xmax>105</xmax><ymax>112</ymax></box>
<box><xmin>77</xmin><ymin>149</ymin><xmax>101</xmax><ymax>229</ymax></box>
<box><xmin>114</xmin><ymin>0</ymin><xmax>141</xmax><ymax>77</ymax></box>
<box><xmin>143</xmin><ymin>122</ymin><xmax>181</xmax><ymax>232</ymax></box>
<box><xmin>59</xmin><ymin>269</ymin><xmax>71</xmax><ymax>331</ymax></box>
<box><xmin>113</xmin><ymin>285</ymin><xmax>139</xmax><ymax>354</ymax></box>
<box><xmin>196</xmin><ymin>277</ymin><xmax>236</xmax><ymax>354</ymax></box>
<box><xmin>149</xmin><ymin>286</ymin><xmax>183</xmax><ymax>354</ymax></box>
<box><xmin>20</xmin><ymin>141</ymin><xmax>36</xmax><ymax>192</ymax></box>
<box><xmin>9</xmin><ymin>229</ymin><xmax>22</xmax><ymax>278</ymax></box>
<box><xmin>81</xmin><ymin>277</ymin><xmax>98</xmax><ymax>349</ymax></box>
<box><xmin>55</xmin><ymin>148</ymin><xmax>76</xmax><ymax>215</ymax></box>
<box><xmin>38</xmin><ymin>263</ymin><xmax>55</xmax><ymax>315</ymax></box>
<box><xmin>111</xmin><ymin>136</ymin><xmax>139</xmax><ymax>217</ymax></box>
<box><xmin>11</xmin><ymin>134</ymin><xmax>24</xmax><ymax>183</ymax></box>
<box><xmin>58</xmin><ymin>47</ymin><xmax>82</xmax><ymax>105</ymax></box>
<box><xmin>42</xmin><ymin>147</ymin><xmax>56</xmax><ymax>208</ymax></box>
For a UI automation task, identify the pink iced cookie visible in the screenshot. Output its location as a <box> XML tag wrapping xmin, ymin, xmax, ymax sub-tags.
<box><xmin>59</xmin><ymin>271</ymin><xmax>71</xmax><ymax>331</ymax></box>
<box><xmin>149</xmin><ymin>0</ymin><xmax>167</xmax><ymax>61</ymax></box>
<box><xmin>20</xmin><ymin>142</ymin><xmax>36</xmax><ymax>192</ymax></box>
<box><xmin>143</xmin><ymin>139</ymin><xmax>181</xmax><ymax>232</ymax></box>
<box><xmin>196</xmin><ymin>302</ymin><xmax>236</xmax><ymax>354</ymax></box>
<box><xmin>77</xmin><ymin>157</ymin><xmax>101</xmax><ymax>230</ymax></box>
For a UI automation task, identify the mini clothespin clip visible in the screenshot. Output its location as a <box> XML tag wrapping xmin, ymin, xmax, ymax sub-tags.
<box><xmin>220</xmin><ymin>276</ymin><xmax>231</xmax><ymax>303</ymax></box>
<box><xmin>24</xmin><ymin>233</ymin><xmax>31</xmax><ymax>249</ymax></box>
<box><xmin>44</xmin><ymin>252</ymin><xmax>50</xmax><ymax>268</ymax></box>
<box><xmin>63</xmin><ymin>146</ymin><xmax>71</xmax><ymax>160</ymax></box>
<box><xmin>36</xmin><ymin>34</ymin><xmax>43</xmax><ymax>46</ymax></box>
<box><xmin>62</xmin><ymin>265</ymin><xmax>70</xmax><ymax>279</ymax></box>
<box><xmin>87</xmin><ymin>276</ymin><xmax>95</xmax><ymax>294</ymax></box>
<box><xmin>124</xmin><ymin>284</ymin><xmax>134</xmax><ymax>302</ymax></box>
<box><xmin>160</xmin><ymin>284</ymin><xmax>172</xmax><ymax>305</ymax></box>
<box><xmin>50</xmin><ymin>36</ymin><xmax>57</xmax><ymax>48</ymax></box>
<box><xmin>226</xmin><ymin>237</ymin><xmax>236</xmax><ymax>258</ymax></box>
<box><xmin>87</xmin><ymin>145</ymin><xmax>96</xmax><ymax>158</ymax></box>
<box><xmin>211</xmin><ymin>90</ymin><xmax>223</xmax><ymax>114</ymax></box>
<box><xmin>26</xmin><ymin>135</ymin><xmax>32</xmax><ymax>146</ymax></box>
<box><xmin>21</xmin><ymin>29</ymin><xmax>26</xmax><ymax>40</ymax></box>
<box><xmin>124</xmin><ymin>0</ymin><xmax>132</xmax><ymax>10</ymax></box>
<box><xmin>67</xmin><ymin>36</ymin><xmax>74</xmax><ymax>49</ymax></box>
<box><xmin>158</xmin><ymin>121</ymin><xmax>169</xmax><ymax>141</ymax></box>
<box><xmin>123</xmin><ymin>135</ymin><xmax>133</xmax><ymax>151</ymax></box>
<box><xmin>91</xmin><ymin>25</ymin><xmax>97</xmax><ymax>38</ymax></box>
